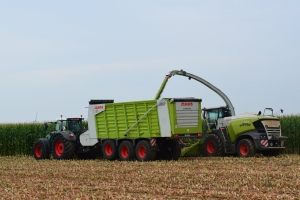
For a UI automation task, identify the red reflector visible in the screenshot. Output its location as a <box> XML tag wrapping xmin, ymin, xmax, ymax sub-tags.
<box><xmin>174</xmin><ymin>134</ymin><xmax>179</xmax><ymax>137</ymax></box>
<box><xmin>221</xmin><ymin>128</ymin><xmax>226</xmax><ymax>130</ymax></box>
<box><xmin>68</xmin><ymin>133</ymin><xmax>73</xmax><ymax>137</ymax></box>
<box><xmin>198</xmin><ymin>134</ymin><xmax>202</xmax><ymax>137</ymax></box>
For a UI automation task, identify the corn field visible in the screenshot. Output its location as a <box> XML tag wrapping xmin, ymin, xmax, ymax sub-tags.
<box><xmin>0</xmin><ymin>116</ymin><xmax>299</xmax><ymax>156</ymax></box>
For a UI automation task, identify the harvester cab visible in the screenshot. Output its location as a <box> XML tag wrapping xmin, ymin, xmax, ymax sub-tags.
<box><xmin>202</xmin><ymin>106</ymin><xmax>232</xmax><ymax>130</ymax></box>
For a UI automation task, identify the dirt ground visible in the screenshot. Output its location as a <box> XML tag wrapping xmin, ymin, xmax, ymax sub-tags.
<box><xmin>0</xmin><ymin>155</ymin><xmax>299</xmax><ymax>199</ymax></box>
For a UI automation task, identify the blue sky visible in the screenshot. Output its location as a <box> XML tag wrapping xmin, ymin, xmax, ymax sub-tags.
<box><xmin>0</xmin><ymin>1</ymin><xmax>299</xmax><ymax>123</ymax></box>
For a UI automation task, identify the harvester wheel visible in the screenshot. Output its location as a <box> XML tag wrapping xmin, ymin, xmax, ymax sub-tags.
<box><xmin>118</xmin><ymin>141</ymin><xmax>135</xmax><ymax>161</ymax></box>
<box><xmin>203</xmin><ymin>134</ymin><xmax>224</xmax><ymax>157</ymax></box>
<box><xmin>135</xmin><ymin>140</ymin><xmax>156</xmax><ymax>161</ymax></box>
<box><xmin>237</xmin><ymin>139</ymin><xmax>256</xmax><ymax>157</ymax></box>
<box><xmin>52</xmin><ymin>135</ymin><xmax>75</xmax><ymax>160</ymax></box>
<box><xmin>158</xmin><ymin>140</ymin><xmax>181</xmax><ymax>161</ymax></box>
<box><xmin>33</xmin><ymin>139</ymin><xmax>50</xmax><ymax>160</ymax></box>
<box><xmin>102</xmin><ymin>140</ymin><xmax>118</xmax><ymax>160</ymax></box>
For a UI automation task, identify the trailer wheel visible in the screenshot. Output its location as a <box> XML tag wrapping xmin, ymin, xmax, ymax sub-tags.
<box><xmin>33</xmin><ymin>139</ymin><xmax>50</xmax><ymax>160</ymax></box>
<box><xmin>52</xmin><ymin>135</ymin><xmax>75</xmax><ymax>160</ymax></box>
<box><xmin>203</xmin><ymin>134</ymin><xmax>224</xmax><ymax>156</ymax></box>
<box><xmin>102</xmin><ymin>140</ymin><xmax>118</xmax><ymax>160</ymax></box>
<box><xmin>237</xmin><ymin>139</ymin><xmax>256</xmax><ymax>157</ymax></box>
<box><xmin>76</xmin><ymin>141</ymin><xmax>97</xmax><ymax>160</ymax></box>
<box><xmin>119</xmin><ymin>141</ymin><xmax>135</xmax><ymax>161</ymax></box>
<box><xmin>158</xmin><ymin>140</ymin><xmax>181</xmax><ymax>160</ymax></box>
<box><xmin>135</xmin><ymin>140</ymin><xmax>156</xmax><ymax>161</ymax></box>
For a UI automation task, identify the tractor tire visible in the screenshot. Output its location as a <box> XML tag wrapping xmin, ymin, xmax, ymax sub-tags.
<box><xmin>52</xmin><ymin>135</ymin><xmax>75</xmax><ymax>160</ymax></box>
<box><xmin>237</xmin><ymin>139</ymin><xmax>256</xmax><ymax>157</ymax></box>
<box><xmin>261</xmin><ymin>150</ymin><xmax>282</xmax><ymax>157</ymax></box>
<box><xmin>102</xmin><ymin>140</ymin><xmax>118</xmax><ymax>160</ymax></box>
<box><xmin>203</xmin><ymin>134</ymin><xmax>224</xmax><ymax>157</ymax></box>
<box><xmin>118</xmin><ymin>141</ymin><xmax>135</xmax><ymax>161</ymax></box>
<box><xmin>157</xmin><ymin>140</ymin><xmax>181</xmax><ymax>161</ymax></box>
<box><xmin>135</xmin><ymin>140</ymin><xmax>156</xmax><ymax>162</ymax></box>
<box><xmin>33</xmin><ymin>139</ymin><xmax>50</xmax><ymax>160</ymax></box>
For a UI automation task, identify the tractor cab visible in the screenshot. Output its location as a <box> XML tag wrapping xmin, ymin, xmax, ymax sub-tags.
<box><xmin>202</xmin><ymin>106</ymin><xmax>232</xmax><ymax>130</ymax></box>
<box><xmin>55</xmin><ymin>118</ymin><xmax>84</xmax><ymax>134</ymax></box>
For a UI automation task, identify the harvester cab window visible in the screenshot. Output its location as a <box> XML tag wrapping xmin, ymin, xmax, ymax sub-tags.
<box><xmin>207</xmin><ymin>109</ymin><xmax>219</xmax><ymax>129</ymax></box>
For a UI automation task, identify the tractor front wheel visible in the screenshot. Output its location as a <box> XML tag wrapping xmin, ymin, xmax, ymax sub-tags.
<box><xmin>237</xmin><ymin>139</ymin><xmax>256</xmax><ymax>157</ymax></box>
<box><xmin>203</xmin><ymin>134</ymin><xmax>224</xmax><ymax>157</ymax></box>
<box><xmin>52</xmin><ymin>135</ymin><xmax>75</xmax><ymax>159</ymax></box>
<box><xmin>33</xmin><ymin>139</ymin><xmax>50</xmax><ymax>160</ymax></box>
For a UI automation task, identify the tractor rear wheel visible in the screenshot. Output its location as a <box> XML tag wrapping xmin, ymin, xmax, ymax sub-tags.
<box><xmin>118</xmin><ymin>141</ymin><xmax>135</xmax><ymax>161</ymax></box>
<box><xmin>52</xmin><ymin>135</ymin><xmax>75</xmax><ymax>159</ymax></box>
<box><xmin>135</xmin><ymin>140</ymin><xmax>156</xmax><ymax>162</ymax></box>
<box><xmin>203</xmin><ymin>134</ymin><xmax>224</xmax><ymax>157</ymax></box>
<box><xmin>237</xmin><ymin>139</ymin><xmax>256</xmax><ymax>157</ymax></box>
<box><xmin>102</xmin><ymin>140</ymin><xmax>118</xmax><ymax>160</ymax></box>
<box><xmin>33</xmin><ymin>139</ymin><xmax>50</xmax><ymax>160</ymax></box>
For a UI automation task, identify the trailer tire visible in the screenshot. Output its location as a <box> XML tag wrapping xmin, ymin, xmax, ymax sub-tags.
<box><xmin>102</xmin><ymin>140</ymin><xmax>118</xmax><ymax>160</ymax></box>
<box><xmin>52</xmin><ymin>135</ymin><xmax>75</xmax><ymax>159</ymax></box>
<box><xmin>119</xmin><ymin>141</ymin><xmax>135</xmax><ymax>161</ymax></box>
<box><xmin>237</xmin><ymin>139</ymin><xmax>256</xmax><ymax>157</ymax></box>
<box><xmin>158</xmin><ymin>140</ymin><xmax>181</xmax><ymax>161</ymax></box>
<box><xmin>135</xmin><ymin>140</ymin><xmax>156</xmax><ymax>161</ymax></box>
<box><xmin>203</xmin><ymin>134</ymin><xmax>224</xmax><ymax>157</ymax></box>
<box><xmin>33</xmin><ymin>139</ymin><xmax>50</xmax><ymax>160</ymax></box>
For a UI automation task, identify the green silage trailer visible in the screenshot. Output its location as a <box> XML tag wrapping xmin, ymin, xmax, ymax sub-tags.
<box><xmin>80</xmin><ymin>98</ymin><xmax>203</xmax><ymax>161</ymax></box>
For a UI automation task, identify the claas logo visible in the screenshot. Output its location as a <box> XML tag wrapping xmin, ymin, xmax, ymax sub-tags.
<box><xmin>181</xmin><ymin>102</ymin><xmax>193</xmax><ymax>106</ymax></box>
<box><xmin>94</xmin><ymin>105</ymin><xmax>104</xmax><ymax>110</ymax></box>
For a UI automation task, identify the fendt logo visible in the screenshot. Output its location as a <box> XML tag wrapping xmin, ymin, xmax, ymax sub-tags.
<box><xmin>94</xmin><ymin>105</ymin><xmax>104</xmax><ymax>110</ymax></box>
<box><xmin>181</xmin><ymin>102</ymin><xmax>193</xmax><ymax>106</ymax></box>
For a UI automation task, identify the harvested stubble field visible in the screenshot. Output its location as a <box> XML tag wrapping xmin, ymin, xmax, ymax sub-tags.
<box><xmin>0</xmin><ymin>155</ymin><xmax>300</xmax><ymax>199</ymax></box>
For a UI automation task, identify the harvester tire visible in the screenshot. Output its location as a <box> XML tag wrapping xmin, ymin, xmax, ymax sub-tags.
<box><xmin>158</xmin><ymin>140</ymin><xmax>181</xmax><ymax>161</ymax></box>
<box><xmin>33</xmin><ymin>139</ymin><xmax>50</xmax><ymax>160</ymax></box>
<box><xmin>237</xmin><ymin>139</ymin><xmax>256</xmax><ymax>157</ymax></box>
<box><xmin>118</xmin><ymin>141</ymin><xmax>135</xmax><ymax>161</ymax></box>
<box><xmin>203</xmin><ymin>134</ymin><xmax>224</xmax><ymax>157</ymax></box>
<box><xmin>135</xmin><ymin>140</ymin><xmax>156</xmax><ymax>161</ymax></box>
<box><xmin>102</xmin><ymin>140</ymin><xmax>118</xmax><ymax>160</ymax></box>
<box><xmin>52</xmin><ymin>135</ymin><xmax>75</xmax><ymax>160</ymax></box>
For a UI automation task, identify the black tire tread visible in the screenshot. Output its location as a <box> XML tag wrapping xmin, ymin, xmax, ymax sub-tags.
<box><xmin>52</xmin><ymin>135</ymin><xmax>75</xmax><ymax>160</ymax></box>
<box><xmin>237</xmin><ymin>139</ymin><xmax>256</xmax><ymax>157</ymax></box>
<box><xmin>119</xmin><ymin>140</ymin><xmax>135</xmax><ymax>161</ymax></box>
<box><xmin>203</xmin><ymin>134</ymin><xmax>224</xmax><ymax>157</ymax></box>
<box><xmin>33</xmin><ymin>139</ymin><xmax>50</xmax><ymax>160</ymax></box>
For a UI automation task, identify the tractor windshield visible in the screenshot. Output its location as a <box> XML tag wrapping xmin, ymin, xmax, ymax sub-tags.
<box><xmin>67</xmin><ymin>120</ymin><xmax>83</xmax><ymax>133</ymax></box>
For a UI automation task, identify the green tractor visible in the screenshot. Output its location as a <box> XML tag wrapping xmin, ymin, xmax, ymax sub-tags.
<box><xmin>33</xmin><ymin>117</ymin><xmax>97</xmax><ymax>160</ymax></box>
